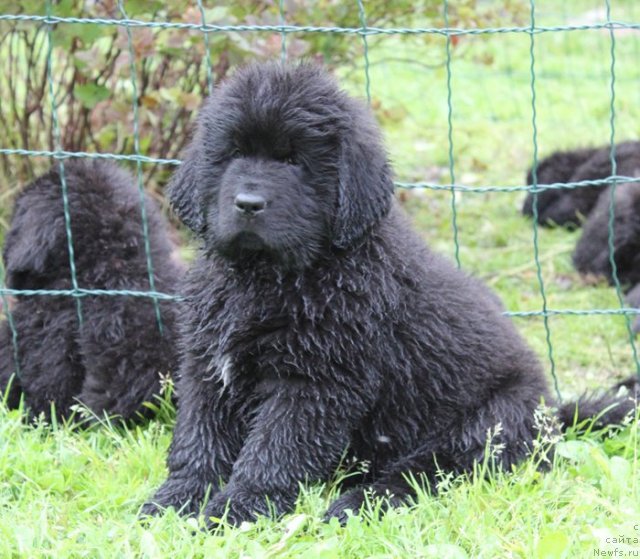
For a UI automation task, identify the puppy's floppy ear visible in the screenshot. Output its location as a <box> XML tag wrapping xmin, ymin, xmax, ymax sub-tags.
<box><xmin>333</xmin><ymin>108</ymin><xmax>395</xmax><ymax>249</ymax></box>
<box><xmin>3</xmin><ymin>207</ymin><xmax>62</xmax><ymax>287</ymax></box>
<box><xmin>168</xmin><ymin>144</ymin><xmax>206</xmax><ymax>234</ymax></box>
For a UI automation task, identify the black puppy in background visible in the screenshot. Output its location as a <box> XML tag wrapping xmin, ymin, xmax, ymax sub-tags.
<box><xmin>0</xmin><ymin>160</ymin><xmax>182</xmax><ymax>421</ymax></box>
<box><xmin>143</xmin><ymin>63</ymin><xmax>639</xmax><ymax>526</ymax></box>
<box><xmin>522</xmin><ymin>141</ymin><xmax>640</xmax><ymax>228</ymax></box>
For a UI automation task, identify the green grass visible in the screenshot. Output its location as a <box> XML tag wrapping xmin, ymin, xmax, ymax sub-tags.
<box><xmin>2</xmin><ymin>1</ymin><xmax>640</xmax><ymax>557</ymax></box>
<box><xmin>1</xmin><ymin>403</ymin><xmax>638</xmax><ymax>558</ymax></box>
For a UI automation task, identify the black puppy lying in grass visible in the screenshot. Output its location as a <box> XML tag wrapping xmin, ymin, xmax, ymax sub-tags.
<box><xmin>0</xmin><ymin>160</ymin><xmax>182</xmax><ymax>422</ymax></box>
<box><xmin>142</xmin><ymin>62</ymin><xmax>639</xmax><ymax>527</ymax></box>
<box><xmin>521</xmin><ymin>141</ymin><xmax>640</xmax><ymax>228</ymax></box>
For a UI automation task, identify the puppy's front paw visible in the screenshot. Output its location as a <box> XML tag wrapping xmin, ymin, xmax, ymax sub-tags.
<box><xmin>140</xmin><ymin>479</ymin><xmax>210</xmax><ymax>518</ymax></box>
<box><xmin>204</xmin><ymin>489</ymin><xmax>269</xmax><ymax>528</ymax></box>
<box><xmin>204</xmin><ymin>486</ymin><xmax>293</xmax><ymax>528</ymax></box>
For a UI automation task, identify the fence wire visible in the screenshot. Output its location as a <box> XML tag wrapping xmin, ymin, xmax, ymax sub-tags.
<box><xmin>527</xmin><ymin>0</ymin><xmax>559</xmax><ymax>397</ymax></box>
<box><xmin>1</xmin><ymin>1</ymin><xmax>640</xmax><ymax>400</ymax></box>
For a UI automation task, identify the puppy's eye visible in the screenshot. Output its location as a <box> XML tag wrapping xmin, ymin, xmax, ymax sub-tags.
<box><xmin>230</xmin><ymin>148</ymin><xmax>241</xmax><ymax>159</ymax></box>
<box><xmin>284</xmin><ymin>154</ymin><xmax>296</xmax><ymax>165</ymax></box>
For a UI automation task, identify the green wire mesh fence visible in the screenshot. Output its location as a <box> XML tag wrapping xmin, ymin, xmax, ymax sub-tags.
<box><xmin>1</xmin><ymin>0</ymin><xmax>640</xmax><ymax>401</ymax></box>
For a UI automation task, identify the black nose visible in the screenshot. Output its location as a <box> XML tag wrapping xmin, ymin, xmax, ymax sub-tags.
<box><xmin>234</xmin><ymin>193</ymin><xmax>266</xmax><ymax>216</ymax></box>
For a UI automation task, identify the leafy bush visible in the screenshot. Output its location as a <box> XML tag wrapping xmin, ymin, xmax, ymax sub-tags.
<box><xmin>0</xmin><ymin>0</ymin><xmax>526</xmax><ymax>207</ymax></box>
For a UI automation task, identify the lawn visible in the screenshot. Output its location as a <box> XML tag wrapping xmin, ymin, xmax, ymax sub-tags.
<box><xmin>1</xmin><ymin>1</ymin><xmax>640</xmax><ymax>557</ymax></box>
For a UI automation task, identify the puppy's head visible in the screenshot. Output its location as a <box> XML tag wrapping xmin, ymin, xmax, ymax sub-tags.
<box><xmin>3</xmin><ymin>160</ymin><xmax>153</xmax><ymax>291</ymax></box>
<box><xmin>169</xmin><ymin>62</ymin><xmax>394</xmax><ymax>268</ymax></box>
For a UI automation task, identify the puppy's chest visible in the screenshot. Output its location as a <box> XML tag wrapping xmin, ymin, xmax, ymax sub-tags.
<box><xmin>197</xmin><ymin>288</ymin><xmax>336</xmax><ymax>386</ymax></box>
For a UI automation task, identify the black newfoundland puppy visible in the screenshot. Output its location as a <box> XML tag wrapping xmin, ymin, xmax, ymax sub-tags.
<box><xmin>0</xmin><ymin>160</ymin><xmax>182</xmax><ymax>421</ymax></box>
<box><xmin>522</xmin><ymin>141</ymin><xmax>640</xmax><ymax>228</ymax></box>
<box><xmin>143</xmin><ymin>63</ymin><xmax>639</xmax><ymax>525</ymax></box>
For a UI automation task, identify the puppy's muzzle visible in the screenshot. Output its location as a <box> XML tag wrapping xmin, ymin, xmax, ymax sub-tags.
<box><xmin>234</xmin><ymin>193</ymin><xmax>266</xmax><ymax>216</ymax></box>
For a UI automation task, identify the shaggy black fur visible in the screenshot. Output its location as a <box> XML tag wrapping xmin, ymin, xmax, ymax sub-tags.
<box><xmin>0</xmin><ymin>160</ymin><xmax>182</xmax><ymax>421</ymax></box>
<box><xmin>142</xmin><ymin>62</ymin><xmax>640</xmax><ymax>526</ymax></box>
<box><xmin>522</xmin><ymin>142</ymin><xmax>640</xmax><ymax>228</ymax></box>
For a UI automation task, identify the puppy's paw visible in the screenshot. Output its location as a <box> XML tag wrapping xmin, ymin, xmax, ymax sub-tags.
<box><xmin>538</xmin><ymin>199</ymin><xmax>584</xmax><ymax>229</ymax></box>
<box><xmin>139</xmin><ymin>500</ymin><xmax>169</xmax><ymax>519</ymax></box>
<box><xmin>573</xmin><ymin>247</ymin><xmax>613</xmax><ymax>278</ymax></box>
<box><xmin>140</xmin><ymin>479</ymin><xmax>209</xmax><ymax>519</ymax></box>
<box><xmin>324</xmin><ymin>486</ymin><xmax>409</xmax><ymax>526</ymax></box>
<box><xmin>204</xmin><ymin>486</ymin><xmax>292</xmax><ymax>529</ymax></box>
<box><xmin>323</xmin><ymin>489</ymin><xmax>367</xmax><ymax>525</ymax></box>
<box><xmin>205</xmin><ymin>493</ymin><xmax>256</xmax><ymax>528</ymax></box>
<box><xmin>522</xmin><ymin>190</ymin><xmax>561</xmax><ymax>221</ymax></box>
